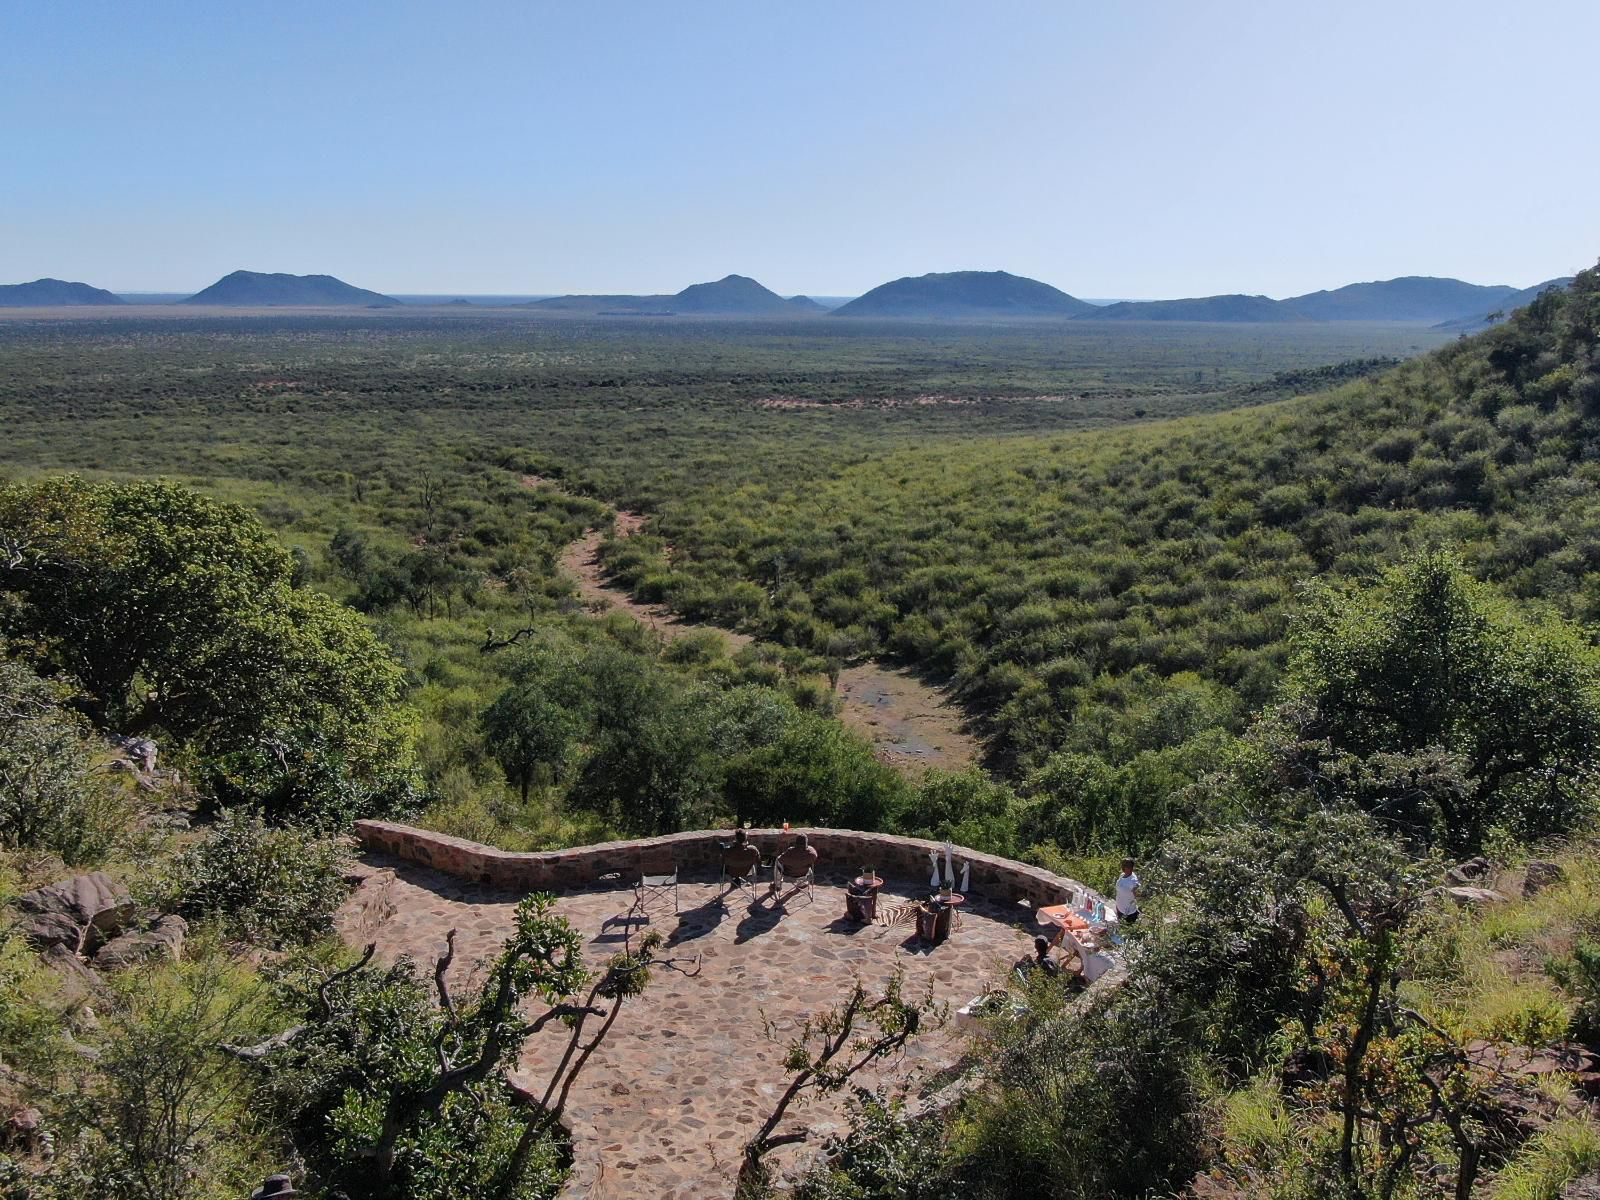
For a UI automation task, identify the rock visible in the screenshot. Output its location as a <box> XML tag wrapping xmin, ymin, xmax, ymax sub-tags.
<box><xmin>1445</xmin><ymin>856</ymin><xmax>1493</xmax><ymax>886</ymax></box>
<box><xmin>1523</xmin><ymin>860</ymin><xmax>1566</xmax><ymax>897</ymax></box>
<box><xmin>333</xmin><ymin>866</ymin><xmax>396</xmax><ymax>945</ymax></box>
<box><xmin>38</xmin><ymin>942</ymin><xmax>104</xmax><ymax>1008</ymax></box>
<box><xmin>15</xmin><ymin>909</ymin><xmax>83</xmax><ymax>951</ymax></box>
<box><xmin>1</xmin><ymin>1107</ymin><xmax>41</xmax><ymax>1152</ymax></box>
<box><xmin>11</xmin><ymin>872</ymin><xmax>134</xmax><ymax>953</ymax></box>
<box><xmin>1559</xmin><ymin>1170</ymin><xmax>1600</xmax><ymax>1200</ymax></box>
<box><xmin>107</xmin><ymin>733</ymin><xmax>158</xmax><ymax>774</ymax></box>
<box><xmin>93</xmin><ymin>915</ymin><xmax>188</xmax><ymax>970</ymax></box>
<box><xmin>1444</xmin><ymin>886</ymin><xmax>1508</xmax><ymax>908</ymax></box>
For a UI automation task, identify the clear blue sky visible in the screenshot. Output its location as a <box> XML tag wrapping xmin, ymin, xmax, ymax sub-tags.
<box><xmin>3</xmin><ymin>0</ymin><xmax>1596</xmax><ymax>297</ymax></box>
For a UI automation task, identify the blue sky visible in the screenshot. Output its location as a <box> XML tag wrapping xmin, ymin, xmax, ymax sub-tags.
<box><xmin>3</xmin><ymin>0</ymin><xmax>1597</xmax><ymax>297</ymax></box>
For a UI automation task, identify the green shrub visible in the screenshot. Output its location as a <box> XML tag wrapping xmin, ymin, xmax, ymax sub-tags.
<box><xmin>165</xmin><ymin>810</ymin><xmax>349</xmax><ymax>947</ymax></box>
<box><xmin>0</xmin><ymin>660</ymin><xmax>129</xmax><ymax>864</ymax></box>
<box><xmin>1548</xmin><ymin>935</ymin><xmax>1600</xmax><ymax>1043</ymax></box>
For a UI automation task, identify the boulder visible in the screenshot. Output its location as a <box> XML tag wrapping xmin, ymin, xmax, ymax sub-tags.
<box><xmin>1</xmin><ymin>1107</ymin><xmax>42</xmax><ymax>1153</ymax></box>
<box><xmin>1445</xmin><ymin>856</ymin><xmax>1493</xmax><ymax>886</ymax></box>
<box><xmin>1444</xmin><ymin>886</ymin><xmax>1508</xmax><ymax>908</ymax></box>
<box><xmin>11</xmin><ymin>873</ymin><xmax>134</xmax><ymax>953</ymax></box>
<box><xmin>38</xmin><ymin>942</ymin><xmax>104</xmax><ymax>1008</ymax></box>
<box><xmin>1523</xmin><ymin>860</ymin><xmax>1566</xmax><ymax>897</ymax></box>
<box><xmin>334</xmin><ymin>865</ymin><xmax>396</xmax><ymax>945</ymax></box>
<box><xmin>93</xmin><ymin>914</ymin><xmax>188</xmax><ymax>971</ymax></box>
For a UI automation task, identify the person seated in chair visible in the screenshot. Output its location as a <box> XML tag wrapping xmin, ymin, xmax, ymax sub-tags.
<box><xmin>774</xmin><ymin>833</ymin><xmax>818</xmax><ymax>886</ymax></box>
<box><xmin>721</xmin><ymin>828</ymin><xmax>761</xmax><ymax>890</ymax></box>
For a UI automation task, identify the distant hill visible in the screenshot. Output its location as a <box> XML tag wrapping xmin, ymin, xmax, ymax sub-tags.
<box><xmin>1434</xmin><ymin>277</ymin><xmax>1574</xmax><ymax>330</ymax></box>
<box><xmin>1281</xmin><ymin>276</ymin><xmax>1518</xmax><ymax>323</ymax></box>
<box><xmin>529</xmin><ymin>274</ymin><xmax>820</xmax><ymax>316</ymax></box>
<box><xmin>832</xmin><ymin>270</ymin><xmax>1095</xmax><ymax>318</ymax></box>
<box><xmin>1078</xmin><ymin>294</ymin><xmax>1300</xmax><ymax>322</ymax></box>
<box><xmin>0</xmin><ymin>278</ymin><xmax>125</xmax><ymax>307</ymax></box>
<box><xmin>181</xmin><ymin>271</ymin><xmax>400</xmax><ymax>307</ymax></box>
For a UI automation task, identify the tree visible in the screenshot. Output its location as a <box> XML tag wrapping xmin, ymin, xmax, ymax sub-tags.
<box><xmin>1279</xmin><ymin>549</ymin><xmax>1600</xmax><ymax>849</ymax></box>
<box><xmin>739</xmin><ymin>970</ymin><xmax>941</xmax><ymax>1196</ymax></box>
<box><xmin>0</xmin><ymin>476</ymin><xmax>417</xmax><ymax>814</ymax></box>
<box><xmin>723</xmin><ymin>712</ymin><xmax>909</xmax><ymax>831</ymax></box>
<box><xmin>258</xmin><ymin>895</ymin><xmax>677</xmax><ymax>1200</ymax></box>
<box><xmin>480</xmin><ymin>683</ymin><xmax>585</xmax><ymax>804</ymax></box>
<box><xmin>54</xmin><ymin>956</ymin><xmax>275</xmax><ymax>1200</ymax></box>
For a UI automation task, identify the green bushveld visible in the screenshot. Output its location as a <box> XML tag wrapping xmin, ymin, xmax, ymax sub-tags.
<box><xmin>3</xmin><ymin>272</ymin><xmax>1600</xmax><ymax>1198</ymax></box>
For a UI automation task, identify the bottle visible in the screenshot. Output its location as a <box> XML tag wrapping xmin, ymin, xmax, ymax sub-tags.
<box><xmin>782</xmin><ymin>820</ymin><xmax>790</xmax><ymax>833</ymax></box>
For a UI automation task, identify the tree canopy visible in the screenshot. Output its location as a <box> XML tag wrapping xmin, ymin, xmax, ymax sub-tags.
<box><xmin>0</xmin><ymin>476</ymin><xmax>416</xmax><ymax>818</ymax></box>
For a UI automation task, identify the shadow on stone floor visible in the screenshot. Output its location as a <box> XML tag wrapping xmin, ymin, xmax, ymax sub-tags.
<box><xmin>733</xmin><ymin>900</ymin><xmax>786</xmax><ymax>944</ymax></box>
<box><xmin>664</xmin><ymin>897</ymin><xmax>728</xmax><ymax>947</ymax></box>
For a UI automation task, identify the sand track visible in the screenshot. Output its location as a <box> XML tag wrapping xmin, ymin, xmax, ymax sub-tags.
<box><xmin>550</xmin><ymin>502</ymin><xmax>979</xmax><ymax>772</ymax></box>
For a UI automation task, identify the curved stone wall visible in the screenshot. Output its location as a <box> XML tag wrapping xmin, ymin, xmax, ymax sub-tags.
<box><xmin>353</xmin><ymin>821</ymin><xmax>1106</xmax><ymax>910</ymax></box>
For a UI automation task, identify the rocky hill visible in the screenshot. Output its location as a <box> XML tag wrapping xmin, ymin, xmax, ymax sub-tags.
<box><xmin>529</xmin><ymin>274</ymin><xmax>820</xmax><ymax>316</ymax></box>
<box><xmin>181</xmin><ymin>270</ymin><xmax>400</xmax><ymax>307</ymax></box>
<box><xmin>831</xmin><ymin>270</ymin><xmax>1095</xmax><ymax>318</ymax></box>
<box><xmin>1434</xmin><ymin>276</ymin><xmax>1574</xmax><ymax>330</ymax></box>
<box><xmin>0</xmin><ymin>278</ymin><xmax>125</xmax><ymax>306</ymax></box>
<box><xmin>1280</xmin><ymin>275</ymin><xmax>1520</xmax><ymax>322</ymax></box>
<box><xmin>1078</xmin><ymin>293</ymin><xmax>1300</xmax><ymax>322</ymax></box>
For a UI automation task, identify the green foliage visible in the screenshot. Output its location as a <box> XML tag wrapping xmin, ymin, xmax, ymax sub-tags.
<box><xmin>480</xmin><ymin>680</ymin><xmax>586</xmax><ymax>803</ymax></box>
<box><xmin>45</xmin><ymin>954</ymin><xmax>279</xmax><ymax>1200</ymax></box>
<box><xmin>0</xmin><ymin>659</ymin><xmax>128</xmax><ymax>863</ymax></box>
<box><xmin>162</xmin><ymin>809</ymin><xmax>350</xmax><ymax>947</ymax></box>
<box><xmin>791</xmin><ymin>1091</ymin><xmax>947</xmax><ymax>1200</ymax></box>
<box><xmin>1284</xmin><ymin>549</ymin><xmax>1600</xmax><ymax>849</ymax></box>
<box><xmin>0</xmin><ymin>476</ymin><xmax>420</xmax><ymax>826</ymax></box>
<box><xmin>1547</xmin><ymin>934</ymin><xmax>1600</xmax><ymax>1043</ymax></box>
<box><xmin>897</xmin><ymin>768</ymin><xmax>1019</xmax><ymax>856</ymax></box>
<box><xmin>270</xmin><ymin>895</ymin><xmax>585</xmax><ymax>1200</ymax></box>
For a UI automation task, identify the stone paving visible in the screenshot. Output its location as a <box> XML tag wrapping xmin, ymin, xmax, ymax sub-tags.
<box><xmin>348</xmin><ymin>854</ymin><xmax>1049</xmax><ymax>1199</ymax></box>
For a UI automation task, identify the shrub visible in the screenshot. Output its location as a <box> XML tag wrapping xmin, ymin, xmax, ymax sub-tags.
<box><xmin>0</xmin><ymin>659</ymin><xmax>129</xmax><ymax>864</ymax></box>
<box><xmin>165</xmin><ymin>810</ymin><xmax>350</xmax><ymax>947</ymax></box>
<box><xmin>1548</xmin><ymin>935</ymin><xmax>1600</xmax><ymax>1043</ymax></box>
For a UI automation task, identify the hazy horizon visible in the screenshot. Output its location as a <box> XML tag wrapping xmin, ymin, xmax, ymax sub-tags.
<box><xmin>4</xmin><ymin>0</ymin><xmax>1597</xmax><ymax>296</ymax></box>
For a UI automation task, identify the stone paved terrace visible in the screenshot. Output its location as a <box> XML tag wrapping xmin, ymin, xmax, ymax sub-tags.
<box><xmin>343</xmin><ymin>834</ymin><xmax>1098</xmax><ymax>1200</ymax></box>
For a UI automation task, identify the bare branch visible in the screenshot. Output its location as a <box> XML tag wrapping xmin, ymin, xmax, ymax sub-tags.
<box><xmin>434</xmin><ymin>929</ymin><xmax>459</xmax><ymax>1019</ymax></box>
<box><xmin>317</xmin><ymin>943</ymin><xmax>376</xmax><ymax>1017</ymax></box>
<box><xmin>218</xmin><ymin>1026</ymin><xmax>305</xmax><ymax>1061</ymax></box>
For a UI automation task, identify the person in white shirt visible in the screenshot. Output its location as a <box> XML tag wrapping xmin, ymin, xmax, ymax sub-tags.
<box><xmin>1114</xmin><ymin>858</ymin><xmax>1141</xmax><ymax>925</ymax></box>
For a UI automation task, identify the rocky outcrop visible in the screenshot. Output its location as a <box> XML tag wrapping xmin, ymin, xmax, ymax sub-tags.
<box><xmin>1522</xmin><ymin>860</ymin><xmax>1566</xmax><ymax>897</ymax></box>
<box><xmin>93</xmin><ymin>915</ymin><xmax>188</xmax><ymax>971</ymax></box>
<box><xmin>1445</xmin><ymin>856</ymin><xmax>1493</xmax><ymax>886</ymax></box>
<box><xmin>1443</xmin><ymin>886</ymin><xmax>1509</xmax><ymax>908</ymax></box>
<box><xmin>11</xmin><ymin>873</ymin><xmax>134</xmax><ymax>954</ymax></box>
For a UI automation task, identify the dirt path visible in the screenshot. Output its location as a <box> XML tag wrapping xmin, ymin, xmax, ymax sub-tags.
<box><xmin>547</xmin><ymin>494</ymin><xmax>979</xmax><ymax>771</ymax></box>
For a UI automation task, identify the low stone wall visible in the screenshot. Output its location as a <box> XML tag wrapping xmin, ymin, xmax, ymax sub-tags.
<box><xmin>353</xmin><ymin>821</ymin><xmax>1104</xmax><ymax>910</ymax></box>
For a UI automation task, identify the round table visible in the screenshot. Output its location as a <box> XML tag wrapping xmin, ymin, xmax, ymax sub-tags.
<box><xmin>845</xmin><ymin>875</ymin><xmax>885</xmax><ymax>923</ymax></box>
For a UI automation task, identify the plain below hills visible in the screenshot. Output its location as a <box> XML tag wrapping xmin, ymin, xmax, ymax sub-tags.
<box><xmin>180</xmin><ymin>270</ymin><xmax>400</xmax><ymax>307</ymax></box>
<box><xmin>529</xmin><ymin>274</ymin><xmax>824</xmax><ymax>316</ymax></box>
<box><xmin>0</xmin><ymin>278</ymin><xmax>125</xmax><ymax>306</ymax></box>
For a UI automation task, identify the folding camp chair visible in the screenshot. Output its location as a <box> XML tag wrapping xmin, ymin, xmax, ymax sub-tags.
<box><xmin>771</xmin><ymin>858</ymin><xmax>815</xmax><ymax>903</ymax></box>
<box><xmin>634</xmin><ymin>862</ymin><xmax>679</xmax><ymax>917</ymax></box>
<box><xmin>718</xmin><ymin>852</ymin><xmax>762</xmax><ymax>900</ymax></box>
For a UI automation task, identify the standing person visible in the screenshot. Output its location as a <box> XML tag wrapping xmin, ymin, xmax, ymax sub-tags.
<box><xmin>1114</xmin><ymin>858</ymin><xmax>1141</xmax><ymax>925</ymax></box>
